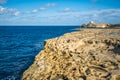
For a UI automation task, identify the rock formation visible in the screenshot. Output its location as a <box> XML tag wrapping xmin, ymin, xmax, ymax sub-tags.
<box><xmin>21</xmin><ymin>29</ymin><xmax>120</xmax><ymax>80</ymax></box>
<box><xmin>82</xmin><ymin>21</ymin><xmax>110</xmax><ymax>28</ymax></box>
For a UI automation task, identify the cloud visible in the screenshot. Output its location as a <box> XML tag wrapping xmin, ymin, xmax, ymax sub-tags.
<box><xmin>40</xmin><ymin>7</ymin><xmax>46</xmax><ymax>11</ymax></box>
<box><xmin>61</xmin><ymin>8</ymin><xmax>74</xmax><ymax>12</ymax></box>
<box><xmin>0</xmin><ymin>8</ymin><xmax>120</xmax><ymax>25</ymax></box>
<box><xmin>14</xmin><ymin>11</ymin><xmax>20</xmax><ymax>16</ymax></box>
<box><xmin>0</xmin><ymin>0</ymin><xmax>7</xmax><ymax>4</ymax></box>
<box><xmin>31</xmin><ymin>7</ymin><xmax>46</xmax><ymax>13</ymax></box>
<box><xmin>25</xmin><ymin>3</ymin><xmax>56</xmax><ymax>14</ymax></box>
<box><xmin>0</xmin><ymin>6</ymin><xmax>5</xmax><ymax>14</ymax></box>
<box><xmin>32</xmin><ymin>9</ymin><xmax>38</xmax><ymax>13</ymax></box>
<box><xmin>63</xmin><ymin>8</ymin><xmax>71</xmax><ymax>12</ymax></box>
<box><xmin>0</xmin><ymin>6</ymin><xmax>20</xmax><ymax>16</ymax></box>
<box><xmin>0</xmin><ymin>6</ymin><xmax>4</xmax><ymax>11</ymax></box>
<box><xmin>45</xmin><ymin>3</ymin><xmax>56</xmax><ymax>7</ymax></box>
<box><xmin>45</xmin><ymin>9</ymin><xmax>120</xmax><ymax>24</ymax></box>
<box><xmin>74</xmin><ymin>9</ymin><xmax>120</xmax><ymax>24</ymax></box>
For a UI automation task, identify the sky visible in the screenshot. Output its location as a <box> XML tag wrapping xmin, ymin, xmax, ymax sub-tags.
<box><xmin>0</xmin><ymin>0</ymin><xmax>120</xmax><ymax>25</ymax></box>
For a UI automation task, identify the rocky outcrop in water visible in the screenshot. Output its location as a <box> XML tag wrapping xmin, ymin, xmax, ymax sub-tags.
<box><xmin>21</xmin><ymin>29</ymin><xmax>120</xmax><ymax>80</ymax></box>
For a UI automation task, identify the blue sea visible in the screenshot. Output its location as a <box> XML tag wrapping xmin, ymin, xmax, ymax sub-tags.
<box><xmin>0</xmin><ymin>26</ymin><xmax>79</xmax><ymax>80</ymax></box>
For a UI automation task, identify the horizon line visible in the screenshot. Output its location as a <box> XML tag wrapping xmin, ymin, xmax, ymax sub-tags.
<box><xmin>0</xmin><ymin>25</ymin><xmax>80</xmax><ymax>26</ymax></box>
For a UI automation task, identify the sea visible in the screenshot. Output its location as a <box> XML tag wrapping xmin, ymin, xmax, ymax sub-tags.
<box><xmin>0</xmin><ymin>26</ymin><xmax>79</xmax><ymax>80</ymax></box>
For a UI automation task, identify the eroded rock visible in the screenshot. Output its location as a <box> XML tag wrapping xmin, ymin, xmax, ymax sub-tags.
<box><xmin>21</xmin><ymin>29</ymin><xmax>120</xmax><ymax>80</ymax></box>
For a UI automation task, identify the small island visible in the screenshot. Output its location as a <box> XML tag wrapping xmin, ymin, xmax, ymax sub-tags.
<box><xmin>21</xmin><ymin>28</ymin><xmax>120</xmax><ymax>80</ymax></box>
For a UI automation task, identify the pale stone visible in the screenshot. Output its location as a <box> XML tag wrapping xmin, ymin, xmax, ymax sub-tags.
<box><xmin>21</xmin><ymin>29</ymin><xmax>120</xmax><ymax>80</ymax></box>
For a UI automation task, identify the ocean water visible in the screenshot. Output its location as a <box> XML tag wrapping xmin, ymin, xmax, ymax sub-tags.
<box><xmin>0</xmin><ymin>26</ymin><xmax>79</xmax><ymax>80</ymax></box>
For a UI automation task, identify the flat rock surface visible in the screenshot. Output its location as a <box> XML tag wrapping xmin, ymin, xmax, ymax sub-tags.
<box><xmin>21</xmin><ymin>29</ymin><xmax>120</xmax><ymax>80</ymax></box>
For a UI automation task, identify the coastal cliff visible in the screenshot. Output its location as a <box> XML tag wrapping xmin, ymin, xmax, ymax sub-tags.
<box><xmin>21</xmin><ymin>29</ymin><xmax>120</xmax><ymax>80</ymax></box>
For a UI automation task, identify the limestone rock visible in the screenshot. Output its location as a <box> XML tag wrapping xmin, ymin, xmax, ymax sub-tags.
<box><xmin>21</xmin><ymin>29</ymin><xmax>120</xmax><ymax>80</ymax></box>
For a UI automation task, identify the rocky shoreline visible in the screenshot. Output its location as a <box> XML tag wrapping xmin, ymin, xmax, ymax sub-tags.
<box><xmin>21</xmin><ymin>29</ymin><xmax>120</xmax><ymax>80</ymax></box>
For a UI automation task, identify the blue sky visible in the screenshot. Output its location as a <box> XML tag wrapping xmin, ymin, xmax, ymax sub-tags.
<box><xmin>0</xmin><ymin>0</ymin><xmax>120</xmax><ymax>25</ymax></box>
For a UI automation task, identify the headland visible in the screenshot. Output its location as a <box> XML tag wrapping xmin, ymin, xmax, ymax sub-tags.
<box><xmin>81</xmin><ymin>21</ymin><xmax>120</xmax><ymax>28</ymax></box>
<box><xmin>21</xmin><ymin>28</ymin><xmax>120</xmax><ymax>80</ymax></box>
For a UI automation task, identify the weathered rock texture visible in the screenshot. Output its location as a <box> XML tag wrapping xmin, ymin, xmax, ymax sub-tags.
<box><xmin>21</xmin><ymin>29</ymin><xmax>120</xmax><ymax>80</ymax></box>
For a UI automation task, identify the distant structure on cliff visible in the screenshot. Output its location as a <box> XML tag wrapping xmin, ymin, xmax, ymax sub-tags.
<box><xmin>81</xmin><ymin>21</ymin><xmax>110</xmax><ymax>28</ymax></box>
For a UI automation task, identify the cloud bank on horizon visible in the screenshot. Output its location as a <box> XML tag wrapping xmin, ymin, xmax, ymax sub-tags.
<box><xmin>0</xmin><ymin>0</ymin><xmax>120</xmax><ymax>25</ymax></box>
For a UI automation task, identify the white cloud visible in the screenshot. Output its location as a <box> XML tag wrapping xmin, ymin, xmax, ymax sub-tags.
<box><xmin>32</xmin><ymin>9</ymin><xmax>38</xmax><ymax>13</ymax></box>
<box><xmin>31</xmin><ymin>7</ymin><xmax>46</xmax><ymax>13</ymax></box>
<box><xmin>14</xmin><ymin>11</ymin><xmax>20</xmax><ymax>16</ymax></box>
<box><xmin>0</xmin><ymin>6</ymin><xmax>20</xmax><ymax>16</ymax></box>
<box><xmin>40</xmin><ymin>7</ymin><xmax>46</xmax><ymax>11</ymax></box>
<box><xmin>0</xmin><ymin>6</ymin><xmax>5</xmax><ymax>14</ymax></box>
<box><xmin>61</xmin><ymin>8</ymin><xmax>74</xmax><ymax>12</ymax></box>
<box><xmin>1</xmin><ymin>8</ymin><xmax>120</xmax><ymax>25</ymax></box>
<box><xmin>0</xmin><ymin>0</ymin><xmax>7</xmax><ymax>4</ymax></box>
<box><xmin>46</xmin><ymin>3</ymin><xmax>56</xmax><ymax>7</ymax></box>
<box><xmin>0</xmin><ymin>6</ymin><xmax>5</xmax><ymax>11</ymax></box>
<box><xmin>72</xmin><ymin>9</ymin><xmax>120</xmax><ymax>24</ymax></box>
<box><xmin>64</xmin><ymin>8</ymin><xmax>70</xmax><ymax>12</ymax></box>
<box><xmin>8</xmin><ymin>8</ymin><xmax>17</xmax><ymax>12</ymax></box>
<box><xmin>42</xmin><ymin>9</ymin><xmax>120</xmax><ymax>24</ymax></box>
